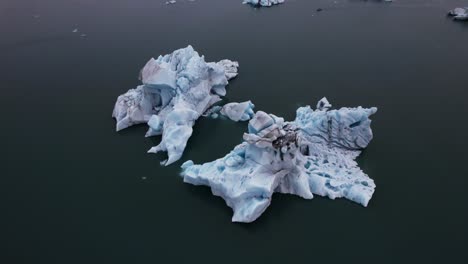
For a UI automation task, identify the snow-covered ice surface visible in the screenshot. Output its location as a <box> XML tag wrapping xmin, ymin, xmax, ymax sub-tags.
<box><xmin>112</xmin><ymin>46</ymin><xmax>238</xmax><ymax>165</ymax></box>
<box><xmin>181</xmin><ymin>98</ymin><xmax>377</xmax><ymax>223</ymax></box>
<box><xmin>243</xmin><ymin>0</ymin><xmax>285</xmax><ymax>7</ymax></box>
<box><xmin>448</xmin><ymin>7</ymin><xmax>468</xmax><ymax>21</ymax></box>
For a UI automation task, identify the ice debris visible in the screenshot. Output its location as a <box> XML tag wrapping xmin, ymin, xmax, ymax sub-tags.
<box><xmin>220</xmin><ymin>101</ymin><xmax>255</xmax><ymax>122</ymax></box>
<box><xmin>181</xmin><ymin>98</ymin><xmax>377</xmax><ymax>222</ymax></box>
<box><xmin>112</xmin><ymin>46</ymin><xmax>239</xmax><ymax>165</ymax></box>
<box><xmin>448</xmin><ymin>7</ymin><xmax>468</xmax><ymax>21</ymax></box>
<box><xmin>202</xmin><ymin>101</ymin><xmax>255</xmax><ymax>121</ymax></box>
<box><xmin>316</xmin><ymin>97</ymin><xmax>331</xmax><ymax>111</ymax></box>
<box><xmin>243</xmin><ymin>0</ymin><xmax>285</xmax><ymax>7</ymax></box>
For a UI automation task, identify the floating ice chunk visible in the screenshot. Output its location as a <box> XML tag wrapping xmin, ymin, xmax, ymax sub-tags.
<box><xmin>220</xmin><ymin>101</ymin><xmax>255</xmax><ymax>122</ymax></box>
<box><xmin>112</xmin><ymin>46</ymin><xmax>238</xmax><ymax>165</ymax></box>
<box><xmin>203</xmin><ymin>101</ymin><xmax>253</xmax><ymax>121</ymax></box>
<box><xmin>448</xmin><ymin>7</ymin><xmax>468</xmax><ymax>21</ymax></box>
<box><xmin>243</xmin><ymin>0</ymin><xmax>285</xmax><ymax>7</ymax></box>
<box><xmin>181</xmin><ymin>99</ymin><xmax>377</xmax><ymax>222</ymax></box>
<box><xmin>316</xmin><ymin>97</ymin><xmax>332</xmax><ymax>111</ymax></box>
<box><xmin>217</xmin><ymin>60</ymin><xmax>239</xmax><ymax>80</ymax></box>
<box><xmin>166</xmin><ymin>0</ymin><xmax>176</xmax><ymax>4</ymax></box>
<box><xmin>202</xmin><ymin>105</ymin><xmax>222</xmax><ymax>119</ymax></box>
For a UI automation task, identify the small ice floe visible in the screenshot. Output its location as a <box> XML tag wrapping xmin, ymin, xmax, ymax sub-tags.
<box><xmin>166</xmin><ymin>0</ymin><xmax>176</xmax><ymax>4</ymax></box>
<box><xmin>220</xmin><ymin>101</ymin><xmax>255</xmax><ymax>122</ymax></box>
<box><xmin>80</xmin><ymin>34</ymin><xmax>87</xmax><ymax>38</ymax></box>
<box><xmin>72</xmin><ymin>28</ymin><xmax>78</xmax><ymax>33</ymax></box>
<box><xmin>448</xmin><ymin>7</ymin><xmax>468</xmax><ymax>21</ymax></box>
<box><xmin>243</xmin><ymin>0</ymin><xmax>284</xmax><ymax>7</ymax></box>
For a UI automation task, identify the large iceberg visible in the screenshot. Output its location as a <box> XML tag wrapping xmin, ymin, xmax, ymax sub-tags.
<box><xmin>243</xmin><ymin>0</ymin><xmax>285</xmax><ymax>7</ymax></box>
<box><xmin>181</xmin><ymin>98</ymin><xmax>377</xmax><ymax>222</ymax></box>
<box><xmin>448</xmin><ymin>7</ymin><xmax>468</xmax><ymax>21</ymax></box>
<box><xmin>112</xmin><ymin>46</ymin><xmax>239</xmax><ymax>165</ymax></box>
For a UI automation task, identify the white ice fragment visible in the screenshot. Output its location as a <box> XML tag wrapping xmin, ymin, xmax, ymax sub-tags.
<box><xmin>243</xmin><ymin>0</ymin><xmax>285</xmax><ymax>7</ymax></box>
<box><xmin>202</xmin><ymin>105</ymin><xmax>222</xmax><ymax>118</ymax></box>
<box><xmin>247</xmin><ymin>110</ymin><xmax>275</xmax><ymax>134</ymax></box>
<box><xmin>181</xmin><ymin>98</ymin><xmax>377</xmax><ymax>222</ymax></box>
<box><xmin>112</xmin><ymin>46</ymin><xmax>239</xmax><ymax>165</ymax></box>
<box><xmin>166</xmin><ymin>0</ymin><xmax>176</xmax><ymax>4</ymax></box>
<box><xmin>217</xmin><ymin>59</ymin><xmax>239</xmax><ymax>80</ymax></box>
<box><xmin>316</xmin><ymin>97</ymin><xmax>332</xmax><ymax>111</ymax></box>
<box><xmin>220</xmin><ymin>101</ymin><xmax>255</xmax><ymax>122</ymax></box>
<box><xmin>72</xmin><ymin>28</ymin><xmax>78</xmax><ymax>33</ymax></box>
<box><xmin>448</xmin><ymin>7</ymin><xmax>468</xmax><ymax>21</ymax></box>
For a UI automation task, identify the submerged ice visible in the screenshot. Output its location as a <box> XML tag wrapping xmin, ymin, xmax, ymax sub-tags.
<box><xmin>112</xmin><ymin>46</ymin><xmax>238</xmax><ymax>165</ymax></box>
<box><xmin>181</xmin><ymin>98</ymin><xmax>377</xmax><ymax>222</ymax></box>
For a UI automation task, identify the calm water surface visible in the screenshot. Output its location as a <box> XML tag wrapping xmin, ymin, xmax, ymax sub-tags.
<box><xmin>1</xmin><ymin>0</ymin><xmax>467</xmax><ymax>263</ymax></box>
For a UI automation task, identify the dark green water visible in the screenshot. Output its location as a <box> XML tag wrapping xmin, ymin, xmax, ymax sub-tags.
<box><xmin>2</xmin><ymin>0</ymin><xmax>468</xmax><ymax>263</ymax></box>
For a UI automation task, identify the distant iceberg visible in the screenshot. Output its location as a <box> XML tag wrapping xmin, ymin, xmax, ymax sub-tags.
<box><xmin>181</xmin><ymin>98</ymin><xmax>377</xmax><ymax>222</ymax></box>
<box><xmin>243</xmin><ymin>0</ymin><xmax>285</xmax><ymax>7</ymax></box>
<box><xmin>112</xmin><ymin>46</ymin><xmax>238</xmax><ymax>165</ymax></box>
<box><xmin>448</xmin><ymin>7</ymin><xmax>468</xmax><ymax>21</ymax></box>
